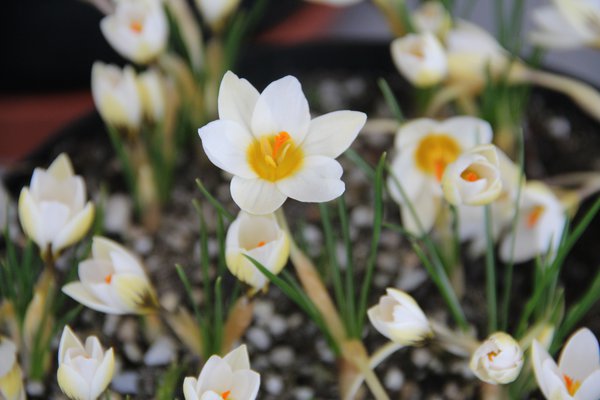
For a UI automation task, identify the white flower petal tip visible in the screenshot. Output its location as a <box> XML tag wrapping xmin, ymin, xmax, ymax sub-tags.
<box><xmin>0</xmin><ymin>337</ymin><xmax>26</xmax><ymax>400</ymax></box>
<box><xmin>367</xmin><ymin>288</ymin><xmax>432</xmax><ymax>345</ymax></box>
<box><xmin>470</xmin><ymin>332</ymin><xmax>524</xmax><ymax>385</ymax></box>
<box><xmin>63</xmin><ymin>236</ymin><xmax>158</xmax><ymax>315</ymax></box>
<box><xmin>195</xmin><ymin>0</ymin><xmax>242</xmax><ymax>32</ymax></box>
<box><xmin>412</xmin><ymin>1</ymin><xmax>452</xmax><ymax>35</ymax></box>
<box><xmin>225</xmin><ymin>211</ymin><xmax>290</xmax><ymax>291</ymax></box>
<box><xmin>532</xmin><ymin>328</ymin><xmax>600</xmax><ymax>399</ymax></box>
<box><xmin>18</xmin><ymin>153</ymin><xmax>94</xmax><ymax>259</ymax></box>
<box><xmin>442</xmin><ymin>144</ymin><xmax>503</xmax><ymax>206</ymax></box>
<box><xmin>390</xmin><ymin>32</ymin><xmax>448</xmax><ymax>87</ymax></box>
<box><xmin>182</xmin><ymin>344</ymin><xmax>260</xmax><ymax>400</ymax></box>
<box><xmin>57</xmin><ymin>325</ymin><xmax>115</xmax><ymax>400</ymax></box>
<box><xmin>199</xmin><ymin>71</ymin><xmax>364</xmax><ymax>215</ymax></box>
<box><xmin>100</xmin><ymin>0</ymin><xmax>168</xmax><ymax>64</ymax></box>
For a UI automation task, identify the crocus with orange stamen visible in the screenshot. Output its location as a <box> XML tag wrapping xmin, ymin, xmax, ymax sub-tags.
<box><xmin>470</xmin><ymin>332</ymin><xmax>524</xmax><ymax>384</ymax></box>
<box><xmin>198</xmin><ymin>71</ymin><xmax>366</xmax><ymax>215</ymax></box>
<box><xmin>390</xmin><ymin>32</ymin><xmax>448</xmax><ymax>88</ymax></box>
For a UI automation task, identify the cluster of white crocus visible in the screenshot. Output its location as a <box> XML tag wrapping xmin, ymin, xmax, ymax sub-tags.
<box><xmin>62</xmin><ymin>236</ymin><xmax>158</xmax><ymax>315</ymax></box>
<box><xmin>387</xmin><ymin>116</ymin><xmax>492</xmax><ymax>235</ymax></box>
<box><xmin>470</xmin><ymin>332</ymin><xmax>524</xmax><ymax>384</ymax></box>
<box><xmin>368</xmin><ymin>288</ymin><xmax>432</xmax><ymax>345</ymax></box>
<box><xmin>198</xmin><ymin>71</ymin><xmax>366</xmax><ymax>215</ymax></box>
<box><xmin>532</xmin><ymin>328</ymin><xmax>600</xmax><ymax>399</ymax></box>
<box><xmin>57</xmin><ymin>326</ymin><xmax>115</xmax><ymax>400</ymax></box>
<box><xmin>530</xmin><ymin>0</ymin><xmax>600</xmax><ymax>50</ymax></box>
<box><xmin>183</xmin><ymin>345</ymin><xmax>260</xmax><ymax>400</ymax></box>
<box><xmin>0</xmin><ymin>338</ymin><xmax>25</xmax><ymax>400</ymax></box>
<box><xmin>100</xmin><ymin>0</ymin><xmax>168</xmax><ymax>64</ymax></box>
<box><xmin>225</xmin><ymin>211</ymin><xmax>290</xmax><ymax>292</ymax></box>
<box><xmin>18</xmin><ymin>153</ymin><xmax>95</xmax><ymax>261</ymax></box>
<box><xmin>92</xmin><ymin>62</ymin><xmax>167</xmax><ymax>131</ymax></box>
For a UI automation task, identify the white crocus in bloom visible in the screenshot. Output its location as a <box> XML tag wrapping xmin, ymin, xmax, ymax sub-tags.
<box><xmin>226</xmin><ymin>211</ymin><xmax>290</xmax><ymax>292</ymax></box>
<box><xmin>92</xmin><ymin>62</ymin><xmax>142</xmax><ymax>131</ymax></box>
<box><xmin>18</xmin><ymin>153</ymin><xmax>95</xmax><ymax>260</ymax></box>
<box><xmin>195</xmin><ymin>0</ymin><xmax>241</xmax><ymax>32</ymax></box>
<box><xmin>198</xmin><ymin>71</ymin><xmax>366</xmax><ymax>215</ymax></box>
<box><xmin>390</xmin><ymin>32</ymin><xmax>448</xmax><ymax>87</ymax></box>
<box><xmin>101</xmin><ymin>0</ymin><xmax>168</xmax><ymax>64</ymax></box>
<box><xmin>62</xmin><ymin>236</ymin><xmax>158</xmax><ymax>315</ymax></box>
<box><xmin>367</xmin><ymin>288</ymin><xmax>432</xmax><ymax>345</ymax></box>
<box><xmin>470</xmin><ymin>332</ymin><xmax>524</xmax><ymax>384</ymax></box>
<box><xmin>442</xmin><ymin>144</ymin><xmax>502</xmax><ymax>206</ymax></box>
<box><xmin>0</xmin><ymin>338</ymin><xmax>25</xmax><ymax>400</ymax></box>
<box><xmin>530</xmin><ymin>0</ymin><xmax>600</xmax><ymax>49</ymax></box>
<box><xmin>499</xmin><ymin>181</ymin><xmax>566</xmax><ymax>263</ymax></box>
<box><xmin>183</xmin><ymin>344</ymin><xmax>260</xmax><ymax>400</ymax></box>
<box><xmin>57</xmin><ymin>326</ymin><xmax>115</xmax><ymax>400</ymax></box>
<box><xmin>413</xmin><ymin>1</ymin><xmax>452</xmax><ymax>36</ymax></box>
<box><xmin>137</xmin><ymin>68</ymin><xmax>166</xmax><ymax>122</ymax></box>
<box><xmin>532</xmin><ymin>328</ymin><xmax>600</xmax><ymax>399</ymax></box>
<box><xmin>387</xmin><ymin>117</ymin><xmax>492</xmax><ymax>235</ymax></box>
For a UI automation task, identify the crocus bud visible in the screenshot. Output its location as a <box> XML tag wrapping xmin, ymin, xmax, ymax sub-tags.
<box><xmin>62</xmin><ymin>236</ymin><xmax>159</xmax><ymax>315</ymax></box>
<box><xmin>413</xmin><ymin>1</ymin><xmax>452</xmax><ymax>36</ymax></box>
<box><xmin>57</xmin><ymin>326</ymin><xmax>115</xmax><ymax>400</ymax></box>
<box><xmin>100</xmin><ymin>0</ymin><xmax>168</xmax><ymax>64</ymax></box>
<box><xmin>195</xmin><ymin>0</ymin><xmax>241</xmax><ymax>32</ymax></box>
<box><xmin>225</xmin><ymin>211</ymin><xmax>290</xmax><ymax>292</ymax></box>
<box><xmin>183</xmin><ymin>344</ymin><xmax>260</xmax><ymax>400</ymax></box>
<box><xmin>367</xmin><ymin>288</ymin><xmax>432</xmax><ymax>345</ymax></box>
<box><xmin>18</xmin><ymin>153</ymin><xmax>95</xmax><ymax>261</ymax></box>
<box><xmin>92</xmin><ymin>62</ymin><xmax>143</xmax><ymax>132</ymax></box>
<box><xmin>470</xmin><ymin>332</ymin><xmax>524</xmax><ymax>384</ymax></box>
<box><xmin>442</xmin><ymin>144</ymin><xmax>503</xmax><ymax>206</ymax></box>
<box><xmin>390</xmin><ymin>32</ymin><xmax>448</xmax><ymax>88</ymax></box>
<box><xmin>137</xmin><ymin>68</ymin><xmax>167</xmax><ymax>122</ymax></box>
<box><xmin>0</xmin><ymin>338</ymin><xmax>25</xmax><ymax>400</ymax></box>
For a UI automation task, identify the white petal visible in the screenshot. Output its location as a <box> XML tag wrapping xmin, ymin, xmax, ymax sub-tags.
<box><xmin>58</xmin><ymin>326</ymin><xmax>85</xmax><ymax>364</ymax></box>
<box><xmin>558</xmin><ymin>328</ymin><xmax>600</xmax><ymax>382</ymax></box>
<box><xmin>47</xmin><ymin>153</ymin><xmax>75</xmax><ymax>180</ymax></box>
<box><xmin>218</xmin><ymin>71</ymin><xmax>260</xmax><ymax>130</ymax></box>
<box><xmin>532</xmin><ymin>340</ymin><xmax>554</xmax><ymax>399</ymax></box>
<box><xmin>198</xmin><ymin>120</ymin><xmax>256</xmax><ymax>179</ymax></box>
<box><xmin>230</xmin><ymin>176</ymin><xmax>287</xmax><ymax>215</ymax></box>
<box><xmin>302</xmin><ymin>111</ymin><xmax>366</xmax><ymax>158</ymax></box>
<box><xmin>577</xmin><ymin>370</ymin><xmax>600</xmax><ymax>400</ymax></box>
<box><xmin>276</xmin><ymin>156</ymin><xmax>344</xmax><ymax>203</ymax></box>
<box><xmin>90</xmin><ymin>348</ymin><xmax>115</xmax><ymax>399</ymax></box>
<box><xmin>251</xmin><ymin>76</ymin><xmax>310</xmax><ymax>143</ymax></box>
<box><xmin>229</xmin><ymin>370</ymin><xmax>260</xmax><ymax>400</ymax></box>
<box><xmin>400</xmin><ymin>185</ymin><xmax>439</xmax><ymax>236</ymax></box>
<box><xmin>439</xmin><ymin>116</ymin><xmax>493</xmax><ymax>148</ymax></box>
<box><xmin>223</xmin><ymin>344</ymin><xmax>251</xmax><ymax>371</ymax></box>
<box><xmin>38</xmin><ymin>201</ymin><xmax>71</xmax><ymax>247</ymax></box>
<box><xmin>52</xmin><ymin>202</ymin><xmax>95</xmax><ymax>255</ymax></box>
<box><xmin>57</xmin><ymin>364</ymin><xmax>91</xmax><ymax>400</ymax></box>
<box><xmin>18</xmin><ymin>188</ymin><xmax>41</xmax><ymax>246</ymax></box>
<box><xmin>196</xmin><ymin>356</ymin><xmax>232</xmax><ymax>394</ymax></box>
<box><xmin>395</xmin><ymin>119</ymin><xmax>439</xmax><ymax>149</ymax></box>
<box><xmin>387</xmin><ymin>148</ymin><xmax>428</xmax><ymax>205</ymax></box>
<box><xmin>62</xmin><ymin>282</ymin><xmax>126</xmax><ymax>315</ymax></box>
<box><xmin>0</xmin><ymin>339</ymin><xmax>17</xmax><ymax>377</ymax></box>
<box><xmin>183</xmin><ymin>377</ymin><xmax>200</xmax><ymax>400</ymax></box>
<box><xmin>92</xmin><ymin>237</ymin><xmax>143</xmax><ymax>275</ymax></box>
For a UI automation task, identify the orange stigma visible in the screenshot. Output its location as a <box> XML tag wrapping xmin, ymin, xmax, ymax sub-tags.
<box><xmin>434</xmin><ymin>160</ymin><xmax>446</xmax><ymax>182</ymax></box>
<box><xmin>527</xmin><ymin>206</ymin><xmax>545</xmax><ymax>229</ymax></box>
<box><xmin>221</xmin><ymin>390</ymin><xmax>231</xmax><ymax>399</ymax></box>
<box><xmin>487</xmin><ymin>350</ymin><xmax>500</xmax><ymax>362</ymax></box>
<box><xmin>272</xmin><ymin>131</ymin><xmax>290</xmax><ymax>159</ymax></box>
<box><xmin>104</xmin><ymin>274</ymin><xmax>113</xmax><ymax>284</ymax></box>
<box><xmin>130</xmin><ymin>20</ymin><xmax>143</xmax><ymax>33</ymax></box>
<box><xmin>461</xmin><ymin>169</ymin><xmax>481</xmax><ymax>182</ymax></box>
<box><xmin>257</xmin><ymin>241</ymin><xmax>266</xmax><ymax>248</ymax></box>
<box><xmin>563</xmin><ymin>374</ymin><xmax>581</xmax><ymax>396</ymax></box>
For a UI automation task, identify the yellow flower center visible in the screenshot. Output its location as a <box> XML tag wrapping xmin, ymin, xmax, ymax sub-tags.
<box><xmin>563</xmin><ymin>374</ymin><xmax>581</xmax><ymax>396</ymax></box>
<box><xmin>415</xmin><ymin>134</ymin><xmax>461</xmax><ymax>181</ymax></box>
<box><xmin>461</xmin><ymin>168</ymin><xmax>481</xmax><ymax>182</ymax></box>
<box><xmin>526</xmin><ymin>205</ymin><xmax>545</xmax><ymax>229</ymax></box>
<box><xmin>247</xmin><ymin>131</ymin><xmax>303</xmax><ymax>182</ymax></box>
<box><xmin>130</xmin><ymin>20</ymin><xmax>143</xmax><ymax>33</ymax></box>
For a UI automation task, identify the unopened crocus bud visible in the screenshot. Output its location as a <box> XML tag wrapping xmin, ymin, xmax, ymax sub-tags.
<box><xmin>100</xmin><ymin>0</ymin><xmax>168</xmax><ymax>64</ymax></box>
<box><xmin>390</xmin><ymin>32</ymin><xmax>448</xmax><ymax>88</ymax></box>
<box><xmin>442</xmin><ymin>144</ymin><xmax>503</xmax><ymax>206</ymax></box>
<box><xmin>57</xmin><ymin>326</ymin><xmax>115</xmax><ymax>400</ymax></box>
<box><xmin>195</xmin><ymin>0</ymin><xmax>241</xmax><ymax>32</ymax></box>
<box><xmin>183</xmin><ymin>344</ymin><xmax>260</xmax><ymax>400</ymax></box>
<box><xmin>0</xmin><ymin>338</ymin><xmax>25</xmax><ymax>400</ymax></box>
<box><xmin>225</xmin><ymin>211</ymin><xmax>290</xmax><ymax>292</ymax></box>
<box><xmin>368</xmin><ymin>288</ymin><xmax>432</xmax><ymax>345</ymax></box>
<box><xmin>470</xmin><ymin>332</ymin><xmax>524</xmax><ymax>384</ymax></box>
<box><xmin>18</xmin><ymin>153</ymin><xmax>95</xmax><ymax>261</ymax></box>
<box><xmin>62</xmin><ymin>236</ymin><xmax>159</xmax><ymax>315</ymax></box>
<box><xmin>137</xmin><ymin>68</ymin><xmax>167</xmax><ymax>122</ymax></box>
<box><xmin>413</xmin><ymin>1</ymin><xmax>452</xmax><ymax>36</ymax></box>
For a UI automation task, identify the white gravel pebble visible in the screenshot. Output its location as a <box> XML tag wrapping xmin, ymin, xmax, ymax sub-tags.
<box><xmin>315</xmin><ymin>339</ymin><xmax>335</xmax><ymax>363</ymax></box>
<box><xmin>133</xmin><ymin>236</ymin><xmax>153</xmax><ymax>256</ymax></box>
<box><xmin>144</xmin><ymin>336</ymin><xmax>176</xmax><ymax>366</ymax></box>
<box><xmin>286</xmin><ymin>313</ymin><xmax>303</xmax><ymax>330</ymax></box>
<box><xmin>351</xmin><ymin>206</ymin><xmax>374</xmax><ymax>228</ymax></box>
<box><xmin>118</xmin><ymin>319</ymin><xmax>137</xmax><ymax>342</ymax></box>
<box><xmin>412</xmin><ymin>348</ymin><xmax>432</xmax><ymax>368</ymax></box>
<box><xmin>396</xmin><ymin>268</ymin><xmax>428</xmax><ymax>292</ymax></box>
<box><xmin>111</xmin><ymin>371</ymin><xmax>139</xmax><ymax>394</ymax></box>
<box><xmin>270</xmin><ymin>346</ymin><xmax>295</xmax><ymax>368</ymax></box>
<box><xmin>104</xmin><ymin>194</ymin><xmax>132</xmax><ymax>234</ymax></box>
<box><xmin>26</xmin><ymin>381</ymin><xmax>45</xmax><ymax>396</ymax></box>
<box><xmin>384</xmin><ymin>367</ymin><xmax>405</xmax><ymax>391</ymax></box>
<box><xmin>253</xmin><ymin>300</ymin><xmax>274</xmax><ymax>326</ymax></box>
<box><xmin>123</xmin><ymin>342</ymin><xmax>143</xmax><ymax>363</ymax></box>
<box><xmin>292</xmin><ymin>386</ymin><xmax>315</xmax><ymax>400</ymax></box>
<box><xmin>103</xmin><ymin>314</ymin><xmax>120</xmax><ymax>337</ymax></box>
<box><xmin>264</xmin><ymin>374</ymin><xmax>284</xmax><ymax>395</ymax></box>
<box><xmin>267</xmin><ymin>315</ymin><xmax>287</xmax><ymax>337</ymax></box>
<box><xmin>246</xmin><ymin>327</ymin><xmax>271</xmax><ymax>351</ymax></box>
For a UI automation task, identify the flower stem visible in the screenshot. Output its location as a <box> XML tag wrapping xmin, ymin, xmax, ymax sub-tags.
<box><xmin>484</xmin><ymin>205</ymin><xmax>497</xmax><ymax>334</ymax></box>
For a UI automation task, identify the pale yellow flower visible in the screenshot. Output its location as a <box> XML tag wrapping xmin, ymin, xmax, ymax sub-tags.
<box><xmin>0</xmin><ymin>338</ymin><xmax>25</xmax><ymax>400</ymax></box>
<box><xmin>391</xmin><ymin>32</ymin><xmax>448</xmax><ymax>87</ymax></box>
<box><xmin>470</xmin><ymin>332</ymin><xmax>523</xmax><ymax>384</ymax></box>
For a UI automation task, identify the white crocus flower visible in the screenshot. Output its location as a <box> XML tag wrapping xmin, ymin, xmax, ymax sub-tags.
<box><xmin>413</xmin><ymin>1</ymin><xmax>452</xmax><ymax>36</ymax></box>
<box><xmin>62</xmin><ymin>236</ymin><xmax>158</xmax><ymax>315</ymax></box>
<box><xmin>470</xmin><ymin>332</ymin><xmax>524</xmax><ymax>384</ymax></box>
<box><xmin>101</xmin><ymin>0</ymin><xmax>168</xmax><ymax>64</ymax></box>
<box><xmin>198</xmin><ymin>71</ymin><xmax>366</xmax><ymax>215</ymax></box>
<box><xmin>390</xmin><ymin>32</ymin><xmax>448</xmax><ymax>88</ymax></box>
<box><xmin>367</xmin><ymin>288</ymin><xmax>432</xmax><ymax>345</ymax></box>
<box><xmin>530</xmin><ymin>0</ymin><xmax>600</xmax><ymax>49</ymax></box>
<box><xmin>92</xmin><ymin>62</ymin><xmax>142</xmax><ymax>131</ymax></box>
<box><xmin>499</xmin><ymin>181</ymin><xmax>566</xmax><ymax>263</ymax></box>
<box><xmin>195</xmin><ymin>0</ymin><xmax>241</xmax><ymax>32</ymax></box>
<box><xmin>183</xmin><ymin>344</ymin><xmax>260</xmax><ymax>400</ymax></box>
<box><xmin>57</xmin><ymin>326</ymin><xmax>115</xmax><ymax>400</ymax></box>
<box><xmin>226</xmin><ymin>211</ymin><xmax>290</xmax><ymax>292</ymax></box>
<box><xmin>137</xmin><ymin>68</ymin><xmax>167</xmax><ymax>122</ymax></box>
<box><xmin>442</xmin><ymin>144</ymin><xmax>502</xmax><ymax>206</ymax></box>
<box><xmin>387</xmin><ymin>116</ymin><xmax>492</xmax><ymax>235</ymax></box>
<box><xmin>0</xmin><ymin>338</ymin><xmax>25</xmax><ymax>400</ymax></box>
<box><xmin>532</xmin><ymin>328</ymin><xmax>600</xmax><ymax>399</ymax></box>
<box><xmin>18</xmin><ymin>153</ymin><xmax>95</xmax><ymax>261</ymax></box>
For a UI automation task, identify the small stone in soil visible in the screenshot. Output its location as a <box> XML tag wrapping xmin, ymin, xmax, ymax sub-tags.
<box><xmin>351</xmin><ymin>206</ymin><xmax>374</xmax><ymax>228</ymax></box>
<box><xmin>246</xmin><ymin>327</ymin><xmax>271</xmax><ymax>351</ymax></box>
<box><xmin>267</xmin><ymin>315</ymin><xmax>287</xmax><ymax>337</ymax></box>
<box><xmin>111</xmin><ymin>371</ymin><xmax>139</xmax><ymax>394</ymax></box>
<box><xmin>292</xmin><ymin>386</ymin><xmax>315</xmax><ymax>400</ymax></box>
<box><xmin>26</xmin><ymin>381</ymin><xmax>45</xmax><ymax>396</ymax></box>
<box><xmin>443</xmin><ymin>382</ymin><xmax>463</xmax><ymax>400</ymax></box>
<box><xmin>315</xmin><ymin>338</ymin><xmax>335</xmax><ymax>363</ymax></box>
<box><xmin>133</xmin><ymin>235</ymin><xmax>153</xmax><ymax>256</ymax></box>
<box><xmin>396</xmin><ymin>268</ymin><xmax>428</xmax><ymax>292</ymax></box>
<box><xmin>123</xmin><ymin>342</ymin><xmax>143</xmax><ymax>363</ymax></box>
<box><xmin>547</xmin><ymin>116</ymin><xmax>570</xmax><ymax>139</ymax></box>
<box><xmin>253</xmin><ymin>300</ymin><xmax>274</xmax><ymax>326</ymax></box>
<box><xmin>118</xmin><ymin>318</ymin><xmax>138</xmax><ymax>343</ymax></box>
<box><xmin>374</xmin><ymin>272</ymin><xmax>391</xmax><ymax>288</ymax></box>
<box><xmin>144</xmin><ymin>336</ymin><xmax>176</xmax><ymax>366</ymax></box>
<box><xmin>286</xmin><ymin>313</ymin><xmax>303</xmax><ymax>330</ymax></box>
<box><xmin>412</xmin><ymin>348</ymin><xmax>433</xmax><ymax>368</ymax></box>
<box><xmin>159</xmin><ymin>291</ymin><xmax>179</xmax><ymax>311</ymax></box>
<box><xmin>270</xmin><ymin>346</ymin><xmax>294</xmax><ymax>368</ymax></box>
<box><xmin>384</xmin><ymin>367</ymin><xmax>405</xmax><ymax>391</ymax></box>
<box><xmin>104</xmin><ymin>194</ymin><xmax>132</xmax><ymax>234</ymax></box>
<box><xmin>264</xmin><ymin>374</ymin><xmax>284</xmax><ymax>395</ymax></box>
<box><xmin>103</xmin><ymin>314</ymin><xmax>120</xmax><ymax>337</ymax></box>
